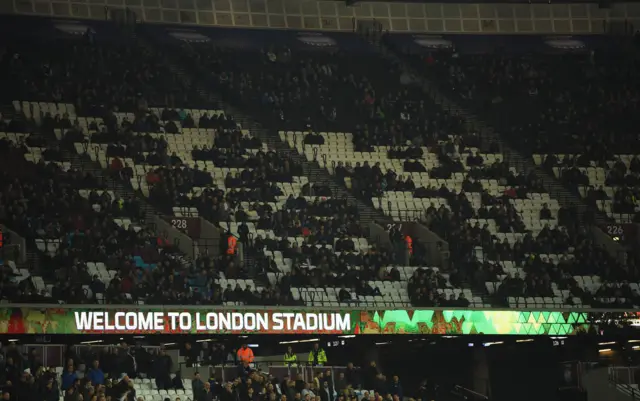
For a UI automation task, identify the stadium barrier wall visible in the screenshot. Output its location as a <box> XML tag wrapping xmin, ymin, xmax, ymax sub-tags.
<box><xmin>199</xmin><ymin>217</ymin><xmax>221</xmax><ymax>258</ymax></box>
<box><xmin>403</xmin><ymin>222</ymin><xmax>450</xmax><ymax>269</ymax></box>
<box><xmin>368</xmin><ymin>221</ymin><xmax>392</xmax><ymax>251</ymax></box>
<box><xmin>590</xmin><ymin>225</ymin><xmax>627</xmax><ymax>264</ymax></box>
<box><xmin>153</xmin><ymin>215</ymin><xmax>197</xmax><ymax>259</ymax></box>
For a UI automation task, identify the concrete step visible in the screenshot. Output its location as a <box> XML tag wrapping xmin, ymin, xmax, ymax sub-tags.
<box><xmin>26</xmin><ymin>250</ymin><xmax>42</xmax><ymax>276</ymax></box>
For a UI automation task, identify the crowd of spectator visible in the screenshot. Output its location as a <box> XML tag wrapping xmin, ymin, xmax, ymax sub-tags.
<box><xmin>374</xmin><ymin>34</ymin><xmax>640</xmax><ymax>306</ymax></box>
<box><xmin>0</xmin><ymin>340</ymin><xmax>434</xmax><ymax>401</ymax></box>
<box><xmin>403</xmin><ymin>43</ymin><xmax>640</xmax><ymax>155</ymax></box>
<box><xmin>407</xmin><ymin>267</ymin><xmax>470</xmax><ymax>307</ymax></box>
<box><xmin>0</xmin><ymin>141</ymin><xmax>100</xmax><ymax>240</ymax></box>
<box><xmin>401</xmin><ymin>41</ymin><xmax>640</xmax><ymax>219</ymax></box>
<box><xmin>177</xmin><ymin>39</ymin><xmax>465</xmax><ymax>151</ymax></box>
<box><xmin>3</xmin><ymin>25</ymin><xmax>200</xmax><ymax>113</ymax></box>
<box><xmin>3</xmin><ymin>18</ymin><xmax>640</xmax><ymax>309</ymax></box>
<box><xmin>543</xmin><ymin>153</ymin><xmax>640</xmax><ymax>216</ymax></box>
<box><xmin>0</xmin><ymin>342</ymin><xmax>173</xmax><ymax>401</ymax></box>
<box><xmin>179</xmin><ymin>342</ymin><xmax>414</xmax><ymax>401</ymax></box>
<box><xmin>0</xmin><ymin>21</ymin><xmax>235</xmax><ymax>305</ymax></box>
<box><xmin>0</xmin><ymin>129</ymin><xmax>261</xmax><ymax>306</ymax></box>
<box><xmin>194</xmin><ymin>35</ymin><xmax>579</xmax><ymax>306</ymax></box>
<box><xmin>2</xmin><ymin>26</ymin><xmax>390</xmax><ymax>308</ymax></box>
<box><xmin>0</xmin><ymin>128</ymin><xmax>232</xmax><ymax>305</ymax></box>
<box><xmin>0</xmin><ymin>21</ymin><xmax>503</xmax><ymax>308</ymax></box>
<box><xmin>144</xmin><ymin>144</ymin><xmax>305</xmax><ymax>221</ymax></box>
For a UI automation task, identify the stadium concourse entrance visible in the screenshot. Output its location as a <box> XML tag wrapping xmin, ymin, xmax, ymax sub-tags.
<box><xmin>3</xmin><ymin>334</ymin><xmax>640</xmax><ymax>401</ymax></box>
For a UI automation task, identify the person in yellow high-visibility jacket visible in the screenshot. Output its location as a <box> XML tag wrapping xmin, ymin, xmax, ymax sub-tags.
<box><xmin>308</xmin><ymin>343</ymin><xmax>327</xmax><ymax>366</ymax></box>
<box><xmin>284</xmin><ymin>346</ymin><xmax>298</xmax><ymax>366</ymax></box>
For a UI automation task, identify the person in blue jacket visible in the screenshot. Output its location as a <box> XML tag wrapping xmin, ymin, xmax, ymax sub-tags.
<box><xmin>61</xmin><ymin>365</ymin><xmax>78</xmax><ymax>390</ymax></box>
<box><xmin>87</xmin><ymin>360</ymin><xmax>105</xmax><ymax>386</ymax></box>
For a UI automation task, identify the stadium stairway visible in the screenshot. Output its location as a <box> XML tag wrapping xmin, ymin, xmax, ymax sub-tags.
<box><xmin>0</xmin><ymin>102</ymin><xmax>40</xmax><ymax>276</ymax></box>
<box><xmin>135</xmin><ymin>32</ymin><xmax>396</xmax><ymax>244</ymax></box>
<box><xmin>7</xmin><ymin>123</ymin><xmax>47</xmax><ymax>277</ymax></box>
<box><xmin>25</xmin><ymin>249</ymin><xmax>41</xmax><ymax>277</ymax></box>
<box><xmin>374</xmin><ymin>36</ymin><xmax>625</xmax><ymax>261</ymax></box>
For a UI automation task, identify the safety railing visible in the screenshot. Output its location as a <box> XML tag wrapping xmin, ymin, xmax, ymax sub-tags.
<box><xmin>609</xmin><ymin>366</ymin><xmax>640</xmax><ymax>400</ymax></box>
<box><xmin>178</xmin><ymin>360</ymin><xmax>354</xmax><ymax>387</ymax></box>
<box><xmin>609</xmin><ymin>366</ymin><xmax>640</xmax><ymax>386</ymax></box>
<box><xmin>452</xmin><ymin>384</ymin><xmax>490</xmax><ymax>401</ymax></box>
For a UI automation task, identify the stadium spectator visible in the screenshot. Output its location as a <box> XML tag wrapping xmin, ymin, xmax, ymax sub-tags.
<box><xmin>182</xmin><ymin>343</ymin><xmax>199</xmax><ymax>368</ymax></box>
<box><xmin>389</xmin><ymin>376</ymin><xmax>403</xmax><ymax>400</ymax></box>
<box><xmin>86</xmin><ymin>360</ymin><xmax>104</xmax><ymax>386</ymax></box>
<box><xmin>199</xmin><ymin>381</ymin><xmax>214</xmax><ymax>401</ymax></box>
<box><xmin>301</xmin><ymin>382</ymin><xmax>315</xmax><ymax>399</ymax></box>
<box><xmin>61</xmin><ymin>365</ymin><xmax>78</xmax><ymax>391</ymax></box>
<box><xmin>153</xmin><ymin>349</ymin><xmax>173</xmax><ymax>390</ymax></box>
<box><xmin>113</xmin><ymin>374</ymin><xmax>135</xmax><ymax>401</ymax></box>
<box><xmin>319</xmin><ymin>381</ymin><xmax>335</xmax><ymax>401</ymax></box>
<box><xmin>192</xmin><ymin>372</ymin><xmax>205</xmax><ymax>396</ymax></box>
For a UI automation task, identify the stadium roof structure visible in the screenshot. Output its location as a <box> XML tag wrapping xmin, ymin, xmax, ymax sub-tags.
<box><xmin>2</xmin><ymin>0</ymin><xmax>632</xmax><ymax>35</ymax></box>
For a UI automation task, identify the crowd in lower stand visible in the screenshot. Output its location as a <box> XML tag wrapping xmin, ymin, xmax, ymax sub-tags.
<box><xmin>0</xmin><ymin>15</ymin><xmax>639</xmax><ymax>309</ymax></box>
<box><xmin>0</xmin><ymin>341</ymin><xmax>436</xmax><ymax>401</ymax></box>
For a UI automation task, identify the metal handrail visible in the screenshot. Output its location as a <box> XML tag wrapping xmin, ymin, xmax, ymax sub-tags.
<box><xmin>176</xmin><ymin>362</ymin><xmax>354</xmax><ymax>388</ymax></box>
<box><xmin>452</xmin><ymin>384</ymin><xmax>490</xmax><ymax>401</ymax></box>
<box><xmin>609</xmin><ymin>366</ymin><xmax>640</xmax><ymax>400</ymax></box>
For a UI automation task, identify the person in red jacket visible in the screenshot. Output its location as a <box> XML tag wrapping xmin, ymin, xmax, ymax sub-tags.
<box><xmin>504</xmin><ymin>187</ymin><xmax>517</xmax><ymax>198</ymax></box>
